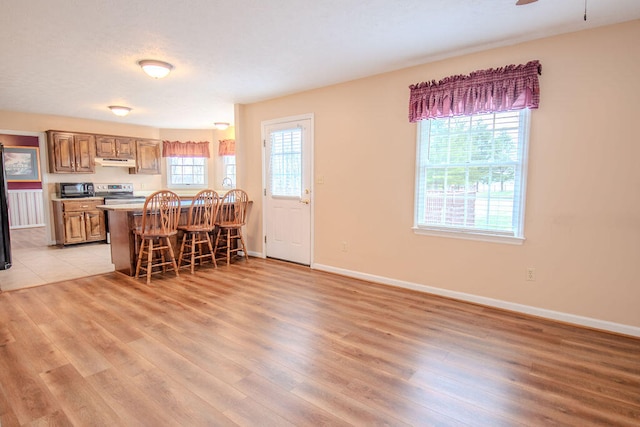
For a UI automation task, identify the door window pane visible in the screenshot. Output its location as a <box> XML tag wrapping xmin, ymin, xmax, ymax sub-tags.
<box><xmin>269</xmin><ymin>128</ymin><xmax>302</xmax><ymax>197</ymax></box>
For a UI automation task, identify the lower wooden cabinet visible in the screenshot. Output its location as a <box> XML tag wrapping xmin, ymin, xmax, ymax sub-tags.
<box><xmin>53</xmin><ymin>199</ymin><xmax>106</xmax><ymax>245</ymax></box>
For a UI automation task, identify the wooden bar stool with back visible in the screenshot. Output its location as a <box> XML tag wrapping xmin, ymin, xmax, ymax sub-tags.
<box><xmin>134</xmin><ymin>190</ymin><xmax>181</xmax><ymax>284</ymax></box>
<box><xmin>177</xmin><ymin>189</ymin><xmax>220</xmax><ymax>273</ymax></box>
<box><xmin>214</xmin><ymin>189</ymin><xmax>250</xmax><ymax>265</ymax></box>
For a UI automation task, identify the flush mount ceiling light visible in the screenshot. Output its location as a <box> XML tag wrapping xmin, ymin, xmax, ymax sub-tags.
<box><xmin>515</xmin><ymin>0</ymin><xmax>538</xmax><ymax>4</ymax></box>
<box><xmin>108</xmin><ymin>105</ymin><xmax>132</xmax><ymax>117</ymax></box>
<box><xmin>137</xmin><ymin>59</ymin><xmax>174</xmax><ymax>79</ymax></box>
<box><xmin>214</xmin><ymin>122</ymin><xmax>230</xmax><ymax>130</ymax></box>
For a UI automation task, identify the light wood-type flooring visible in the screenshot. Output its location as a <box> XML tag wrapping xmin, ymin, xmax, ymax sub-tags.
<box><xmin>0</xmin><ymin>258</ymin><xmax>638</xmax><ymax>426</ymax></box>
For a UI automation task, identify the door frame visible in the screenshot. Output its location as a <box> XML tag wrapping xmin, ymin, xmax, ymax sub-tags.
<box><xmin>261</xmin><ymin>113</ymin><xmax>314</xmax><ymax>265</ymax></box>
<box><xmin>0</xmin><ymin>129</ymin><xmax>52</xmax><ymax>244</ymax></box>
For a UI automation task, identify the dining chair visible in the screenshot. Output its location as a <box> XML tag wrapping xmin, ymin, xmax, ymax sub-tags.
<box><xmin>134</xmin><ymin>190</ymin><xmax>181</xmax><ymax>284</ymax></box>
<box><xmin>214</xmin><ymin>189</ymin><xmax>249</xmax><ymax>265</ymax></box>
<box><xmin>177</xmin><ymin>190</ymin><xmax>220</xmax><ymax>273</ymax></box>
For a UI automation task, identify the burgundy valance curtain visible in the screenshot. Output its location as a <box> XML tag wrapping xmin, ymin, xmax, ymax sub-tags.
<box><xmin>218</xmin><ymin>139</ymin><xmax>235</xmax><ymax>156</ymax></box>
<box><xmin>408</xmin><ymin>60</ymin><xmax>541</xmax><ymax>122</ymax></box>
<box><xmin>162</xmin><ymin>140</ymin><xmax>210</xmax><ymax>158</ymax></box>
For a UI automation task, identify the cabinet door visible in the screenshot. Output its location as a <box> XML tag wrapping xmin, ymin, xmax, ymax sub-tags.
<box><xmin>49</xmin><ymin>132</ymin><xmax>76</xmax><ymax>173</ymax></box>
<box><xmin>96</xmin><ymin>136</ymin><xmax>117</xmax><ymax>158</ymax></box>
<box><xmin>74</xmin><ymin>134</ymin><xmax>96</xmax><ymax>173</ymax></box>
<box><xmin>64</xmin><ymin>211</ymin><xmax>87</xmax><ymax>243</ymax></box>
<box><xmin>134</xmin><ymin>139</ymin><xmax>161</xmax><ymax>174</ymax></box>
<box><xmin>84</xmin><ymin>210</ymin><xmax>106</xmax><ymax>241</ymax></box>
<box><xmin>115</xmin><ymin>138</ymin><xmax>136</xmax><ymax>159</ymax></box>
<box><xmin>96</xmin><ymin>136</ymin><xmax>135</xmax><ymax>159</ymax></box>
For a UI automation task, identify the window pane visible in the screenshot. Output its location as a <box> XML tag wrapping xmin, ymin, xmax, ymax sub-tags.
<box><xmin>270</xmin><ymin>128</ymin><xmax>302</xmax><ymax>197</ymax></box>
<box><xmin>223</xmin><ymin>155</ymin><xmax>236</xmax><ymax>187</ymax></box>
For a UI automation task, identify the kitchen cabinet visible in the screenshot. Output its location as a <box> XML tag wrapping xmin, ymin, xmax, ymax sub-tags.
<box><xmin>95</xmin><ymin>136</ymin><xmax>135</xmax><ymax>159</ymax></box>
<box><xmin>52</xmin><ymin>199</ymin><xmax>106</xmax><ymax>245</ymax></box>
<box><xmin>47</xmin><ymin>131</ymin><xmax>96</xmax><ymax>173</ymax></box>
<box><xmin>131</xmin><ymin>139</ymin><xmax>161</xmax><ymax>174</ymax></box>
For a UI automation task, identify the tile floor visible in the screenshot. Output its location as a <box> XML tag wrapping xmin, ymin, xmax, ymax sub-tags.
<box><xmin>0</xmin><ymin>227</ymin><xmax>114</xmax><ymax>292</ymax></box>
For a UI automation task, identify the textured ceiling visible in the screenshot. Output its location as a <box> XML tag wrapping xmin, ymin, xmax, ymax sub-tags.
<box><xmin>1</xmin><ymin>0</ymin><xmax>639</xmax><ymax>129</ymax></box>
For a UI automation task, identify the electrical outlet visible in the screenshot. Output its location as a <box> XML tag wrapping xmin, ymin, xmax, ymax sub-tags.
<box><xmin>341</xmin><ymin>241</ymin><xmax>348</xmax><ymax>252</ymax></box>
<box><xmin>526</xmin><ymin>267</ymin><xmax>536</xmax><ymax>281</ymax></box>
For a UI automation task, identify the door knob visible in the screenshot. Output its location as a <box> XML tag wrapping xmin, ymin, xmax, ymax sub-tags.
<box><xmin>300</xmin><ymin>199</ymin><xmax>310</xmax><ymax>205</ymax></box>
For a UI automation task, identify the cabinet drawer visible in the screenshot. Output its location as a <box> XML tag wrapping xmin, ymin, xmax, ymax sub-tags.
<box><xmin>62</xmin><ymin>200</ymin><xmax>103</xmax><ymax>212</ymax></box>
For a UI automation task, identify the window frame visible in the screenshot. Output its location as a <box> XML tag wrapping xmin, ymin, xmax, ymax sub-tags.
<box><xmin>413</xmin><ymin>109</ymin><xmax>531</xmax><ymax>245</ymax></box>
<box><xmin>166</xmin><ymin>156</ymin><xmax>208</xmax><ymax>190</ymax></box>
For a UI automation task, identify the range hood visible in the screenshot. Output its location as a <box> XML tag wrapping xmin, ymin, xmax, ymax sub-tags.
<box><xmin>95</xmin><ymin>158</ymin><xmax>137</xmax><ymax>167</ymax></box>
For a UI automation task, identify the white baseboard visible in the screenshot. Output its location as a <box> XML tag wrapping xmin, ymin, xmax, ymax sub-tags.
<box><xmin>312</xmin><ymin>263</ymin><xmax>640</xmax><ymax>338</ymax></box>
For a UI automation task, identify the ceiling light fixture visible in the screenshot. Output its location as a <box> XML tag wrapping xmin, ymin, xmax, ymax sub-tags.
<box><xmin>108</xmin><ymin>105</ymin><xmax>132</xmax><ymax>117</ymax></box>
<box><xmin>137</xmin><ymin>59</ymin><xmax>174</xmax><ymax>79</ymax></box>
<box><xmin>214</xmin><ymin>122</ymin><xmax>230</xmax><ymax>130</ymax></box>
<box><xmin>515</xmin><ymin>0</ymin><xmax>537</xmax><ymax>5</ymax></box>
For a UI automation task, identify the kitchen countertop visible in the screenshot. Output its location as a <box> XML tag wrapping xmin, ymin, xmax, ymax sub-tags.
<box><xmin>51</xmin><ymin>196</ymin><xmax>105</xmax><ymax>202</ymax></box>
<box><xmin>97</xmin><ymin>199</ymin><xmax>194</xmax><ymax>211</ymax></box>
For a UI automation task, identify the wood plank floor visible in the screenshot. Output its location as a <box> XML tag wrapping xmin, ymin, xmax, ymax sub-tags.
<box><xmin>0</xmin><ymin>258</ymin><xmax>638</xmax><ymax>426</ymax></box>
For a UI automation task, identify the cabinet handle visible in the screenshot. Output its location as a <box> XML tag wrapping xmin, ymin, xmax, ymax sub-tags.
<box><xmin>81</xmin><ymin>205</ymin><xmax>88</xmax><ymax>208</ymax></box>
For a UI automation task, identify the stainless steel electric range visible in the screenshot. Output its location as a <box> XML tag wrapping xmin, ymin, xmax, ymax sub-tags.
<box><xmin>95</xmin><ymin>183</ymin><xmax>147</xmax><ymax>205</ymax></box>
<box><xmin>95</xmin><ymin>183</ymin><xmax>147</xmax><ymax>243</ymax></box>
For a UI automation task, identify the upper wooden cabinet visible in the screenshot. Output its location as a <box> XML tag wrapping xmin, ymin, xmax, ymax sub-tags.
<box><xmin>47</xmin><ymin>131</ymin><xmax>96</xmax><ymax>173</ymax></box>
<box><xmin>47</xmin><ymin>130</ymin><xmax>161</xmax><ymax>174</ymax></box>
<box><xmin>131</xmin><ymin>139</ymin><xmax>161</xmax><ymax>175</ymax></box>
<box><xmin>95</xmin><ymin>136</ymin><xmax>135</xmax><ymax>159</ymax></box>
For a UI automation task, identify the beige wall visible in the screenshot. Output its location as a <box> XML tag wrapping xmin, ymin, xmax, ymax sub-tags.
<box><xmin>238</xmin><ymin>20</ymin><xmax>640</xmax><ymax>330</ymax></box>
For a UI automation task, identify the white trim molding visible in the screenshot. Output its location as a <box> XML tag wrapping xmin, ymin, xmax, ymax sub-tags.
<box><xmin>312</xmin><ymin>263</ymin><xmax>640</xmax><ymax>338</ymax></box>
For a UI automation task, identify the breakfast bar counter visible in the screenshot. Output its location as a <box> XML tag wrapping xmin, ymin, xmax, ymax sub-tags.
<box><xmin>99</xmin><ymin>197</ymin><xmax>250</xmax><ymax>276</ymax></box>
<box><xmin>98</xmin><ymin>201</ymin><xmax>193</xmax><ymax>276</ymax></box>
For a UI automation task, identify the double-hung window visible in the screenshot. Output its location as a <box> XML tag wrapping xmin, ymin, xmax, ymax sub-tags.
<box><xmin>167</xmin><ymin>157</ymin><xmax>207</xmax><ymax>189</ymax></box>
<box><xmin>414</xmin><ymin>109</ymin><xmax>530</xmax><ymax>243</ymax></box>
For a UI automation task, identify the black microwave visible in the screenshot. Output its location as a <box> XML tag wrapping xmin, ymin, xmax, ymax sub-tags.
<box><xmin>57</xmin><ymin>182</ymin><xmax>95</xmax><ymax>198</ymax></box>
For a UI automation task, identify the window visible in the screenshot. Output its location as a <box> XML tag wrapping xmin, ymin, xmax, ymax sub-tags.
<box><xmin>269</xmin><ymin>127</ymin><xmax>302</xmax><ymax>197</ymax></box>
<box><xmin>167</xmin><ymin>157</ymin><xmax>207</xmax><ymax>189</ymax></box>
<box><xmin>414</xmin><ymin>109</ymin><xmax>530</xmax><ymax>243</ymax></box>
<box><xmin>222</xmin><ymin>155</ymin><xmax>236</xmax><ymax>188</ymax></box>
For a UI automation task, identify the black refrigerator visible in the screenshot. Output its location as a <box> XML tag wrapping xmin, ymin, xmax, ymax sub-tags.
<box><xmin>0</xmin><ymin>143</ymin><xmax>12</xmax><ymax>270</ymax></box>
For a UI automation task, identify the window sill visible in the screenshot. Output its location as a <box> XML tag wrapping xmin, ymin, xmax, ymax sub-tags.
<box><xmin>412</xmin><ymin>227</ymin><xmax>525</xmax><ymax>245</ymax></box>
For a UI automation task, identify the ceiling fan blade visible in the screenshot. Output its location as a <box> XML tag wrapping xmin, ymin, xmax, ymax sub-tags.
<box><xmin>516</xmin><ymin>0</ymin><xmax>538</xmax><ymax>5</ymax></box>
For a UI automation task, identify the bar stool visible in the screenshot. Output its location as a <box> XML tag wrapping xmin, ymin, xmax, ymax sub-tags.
<box><xmin>134</xmin><ymin>190</ymin><xmax>181</xmax><ymax>284</ymax></box>
<box><xmin>178</xmin><ymin>190</ymin><xmax>220</xmax><ymax>273</ymax></box>
<box><xmin>214</xmin><ymin>189</ymin><xmax>249</xmax><ymax>265</ymax></box>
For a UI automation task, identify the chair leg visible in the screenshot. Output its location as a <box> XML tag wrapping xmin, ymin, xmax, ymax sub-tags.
<box><xmin>190</xmin><ymin>233</ymin><xmax>197</xmax><ymax>274</ymax></box>
<box><xmin>135</xmin><ymin>237</ymin><xmax>146</xmax><ymax>279</ymax></box>
<box><xmin>166</xmin><ymin>236</ymin><xmax>179</xmax><ymax>277</ymax></box>
<box><xmin>146</xmin><ymin>239</ymin><xmax>154</xmax><ymax>285</ymax></box>
<box><xmin>226</xmin><ymin>229</ymin><xmax>231</xmax><ymax>266</ymax></box>
<box><xmin>205</xmin><ymin>231</ymin><xmax>217</xmax><ymax>268</ymax></box>
<box><xmin>214</xmin><ymin>228</ymin><xmax>223</xmax><ymax>264</ymax></box>
<box><xmin>239</xmin><ymin>229</ymin><xmax>249</xmax><ymax>261</ymax></box>
<box><xmin>160</xmin><ymin>241</ymin><xmax>167</xmax><ymax>273</ymax></box>
<box><xmin>178</xmin><ymin>232</ymin><xmax>188</xmax><ymax>270</ymax></box>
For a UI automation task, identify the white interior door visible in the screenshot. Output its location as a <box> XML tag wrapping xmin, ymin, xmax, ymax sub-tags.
<box><xmin>263</xmin><ymin>116</ymin><xmax>312</xmax><ymax>265</ymax></box>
